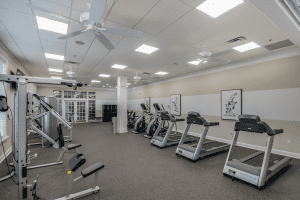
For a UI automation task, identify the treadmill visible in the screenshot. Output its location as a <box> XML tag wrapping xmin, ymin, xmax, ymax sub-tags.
<box><xmin>151</xmin><ymin>111</ymin><xmax>198</xmax><ymax>148</ymax></box>
<box><xmin>223</xmin><ymin>115</ymin><xmax>292</xmax><ymax>189</ymax></box>
<box><xmin>176</xmin><ymin>112</ymin><xmax>230</xmax><ymax>161</ymax></box>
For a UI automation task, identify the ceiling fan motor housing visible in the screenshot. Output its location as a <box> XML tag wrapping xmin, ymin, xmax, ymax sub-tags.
<box><xmin>199</xmin><ymin>51</ymin><xmax>211</xmax><ymax>57</ymax></box>
<box><xmin>80</xmin><ymin>12</ymin><xmax>90</xmax><ymax>25</ymax></box>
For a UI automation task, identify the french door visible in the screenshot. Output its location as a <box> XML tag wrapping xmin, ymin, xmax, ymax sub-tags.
<box><xmin>64</xmin><ymin>101</ymin><xmax>86</xmax><ymax>122</ymax></box>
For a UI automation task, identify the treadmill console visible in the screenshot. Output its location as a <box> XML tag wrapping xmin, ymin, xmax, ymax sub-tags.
<box><xmin>153</xmin><ymin>103</ymin><xmax>161</xmax><ymax>111</ymax></box>
<box><xmin>234</xmin><ymin>115</ymin><xmax>266</xmax><ymax>133</ymax></box>
<box><xmin>161</xmin><ymin>111</ymin><xmax>171</xmax><ymax>120</ymax></box>
<box><xmin>187</xmin><ymin>112</ymin><xmax>203</xmax><ymax>125</ymax></box>
<box><xmin>140</xmin><ymin>103</ymin><xmax>147</xmax><ymax>110</ymax></box>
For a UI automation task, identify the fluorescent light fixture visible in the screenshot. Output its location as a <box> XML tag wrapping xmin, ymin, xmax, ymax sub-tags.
<box><xmin>155</xmin><ymin>72</ymin><xmax>169</xmax><ymax>75</ymax></box>
<box><xmin>45</xmin><ymin>53</ymin><xmax>64</xmax><ymax>61</ymax></box>
<box><xmin>188</xmin><ymin>60</ymin><xmax>201</xmax><ymax>65</ymax></box>
<box><xmin>51</xmin><ymin>77</ymin><xmax>62</xmax><ymax>79</ymax></box>
<box><xmin>49</xmin><ymin>68</ymin><xmax>63</xmax><ymax>72</ymax></box>
<box><xmin>91</xmin><ymin>80</ymin><xmax>101</xmax><ymax>83</ymax></box>
<box><xmin>103</xmin><ymin>86</ymin><xmax>105</xmax><ymax>87</ymax></box>
<box><xmin>36</xmin><ymin>16</ymin><xmax>68</xmax><ymax>34</ymax></box>
<box><xmin>233</xmin><ymin>42</ymin><xmax>260</xmax><ymax>52</ymax></box>
<box><xmin>203</xmin><ymin>61</ymin><xmax>208</xmax><ymax>63</ymax></box>
<box><xmin>196</xmin><ymin>0</ymin><xmax>244</xmax><ymax>18</ymax></box>
<box><xmin>99</xmin><ymin>74</ymin><xmax>111</xmax><ymax>77</ymax></box>
<box><xmin>127</xmin><ymin>83</ymin><xmax>131</xmax><ymax>85</ymax></box>
<box><xmin>111</xmin><ymin>64</ymin><xmax>127</xmax><ymax>69</ymax></box>
<box><xmin>135</xmin><ymin>44</ymin><xmax>159</xmax><ymax>54</ymax></box>
<box><xmin>88</xmin><ymin>85</ymin><xmax>91</xmax><ymax>86</ymax></box>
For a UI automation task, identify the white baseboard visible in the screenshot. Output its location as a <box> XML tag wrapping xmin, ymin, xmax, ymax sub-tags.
<box><xmin>0</xmin><ymin>146</ymin><xmax>12</xmax><ymax>164</ymax></box>
<box><xmin>174</xmin><ymin>129</ymin><xmax>300</xmax><ymax>159</ymax></box>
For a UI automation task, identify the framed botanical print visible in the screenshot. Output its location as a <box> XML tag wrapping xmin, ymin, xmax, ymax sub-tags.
<box><xmin>170</xmin><ymin>94</ymin><xmax>181</xmax><ymax>116</ymax></box>
<box><xmin>144</xmin><ymin>97</ymin><xmax>150</xmax><ymax>110</ymax></box>
<box><xmin>221</xmin><ymin>89</ymin><xmax>242</xmax><ymax>120</ymax></box>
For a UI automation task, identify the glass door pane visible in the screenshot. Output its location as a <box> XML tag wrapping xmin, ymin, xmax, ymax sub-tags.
<box><xmin>76</xmin><ymin>101</ymin><xmax>86</xmax><ymax>121</ymax></box>
<box><xmin>89</xmin><ymin>100</ymin><xmax>96</xmax><ymax>120</ymax></box>
<box><xmin>65</xmin><ymin>101</ymin><xmax>74</xmax><ymax>122</ymax></box>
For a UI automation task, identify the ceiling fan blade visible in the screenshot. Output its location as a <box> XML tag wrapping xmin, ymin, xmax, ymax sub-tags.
<box><xmin>94</xmin><ymin>32</ymin><xmax>115</xmax><ymax>51</ymax></box>
<box><xmin>211</xmin><ymin>49</ymin><xmax>235</xmax><ymax>58</ymax></box>
<box><xmin>58</xmin><ymin>29</ymin><xmax>87</xmax><ymax>39</ymax></box>
<box><xmin>26</xmin><ymin>3</ymin><xmax>83</xmax><ymax>25</ymax></box>
<box><xmin>211</xmin><ymin>58</ymin><xmax>231</xmax><ymax>63</ymax></box>
<box><xmin>89</xmin><ymin>0</ymin><xmax>106</xmax><ymax>24</ymax></box>
<box><xmin>101</xmin><ymin>28</ymin><xmax>143</xmax><ymax>38</ymax></box>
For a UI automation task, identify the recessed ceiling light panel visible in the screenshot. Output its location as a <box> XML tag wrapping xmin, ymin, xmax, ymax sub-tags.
<box><xmin>99</xmin><ymin>74</ymin><xmax>111</xmax><ymax>77</ymax></box>
<box><xmin>36</xmin><ymin>16</ymin><xmax>68</xmax><ymax>34</ymax></box>
<box><xmin>155</xmin><ymin>72</ymin><xmax>169</xmax><ymax>75</ymax></box>
<box><xmin>233</xmin><ymin>42</ymin><xmax>260</xmax><ymax>52</ymax></box>
<box><xmin>45</xmin><ymin>53</ymin><xmax>64</xmax><ymax>60</ymax></box>
<box><xmin>135</xmin><ymin>44</ymin><xmax>159</xmax><ymax>54</ymax></box>
<box><xmin>197</xmin><ymin>0</ymin><xmax>244</xmax><ymax>18</ymax></box>
<box><xmin>51</xmin><ymin>77</ymin><xmax>62</xmax><ymax>79</ymax></box>
<box><xmin>91</xmin><ymin>80</ymin><xmax>101</xmax><ymax>83</ymax></box>
<box><xmin>49</xmin><ymin>68</ymin><xmax>63</xmax><ymax>72</ymax></box>
<box><xmin>112</xmin><ymin>64</ymin><xmax>127</xmax><ymax>69</ymax></box>
<box><xmin>188</xmin><ymin>60</ymin><xmax>202</xmax><ymax>65</ymax></box>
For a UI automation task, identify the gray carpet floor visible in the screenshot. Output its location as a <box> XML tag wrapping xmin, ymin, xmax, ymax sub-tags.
<box><xmin>0</xmin><ymin>122</ymin><xmax>300</xmax><ymax>200</ymax></box>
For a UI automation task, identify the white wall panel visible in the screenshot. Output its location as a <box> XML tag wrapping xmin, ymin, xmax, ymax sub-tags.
<box><xmin>128</xmin><ymin>88</ymin><xmax>300</xmax><ymax>121</ymax></box>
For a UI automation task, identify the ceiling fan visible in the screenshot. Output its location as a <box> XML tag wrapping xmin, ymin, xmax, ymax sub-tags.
<box><xmin>128</xmin><ymin>73</ymin><xmax>150</xmax><ymax>84</ymax></box>
<box><xmin>27</xmin><ymin>0</ymin><xmax>143</xmax><ymax>51</ymax></box>
<box><xmin>189</xmin><ymin>45</ymin><xmax>233</xmax><ymax>66</ymax></box>
<box><xmin>65</xmin><ymin>66</ymin><xmax>78</xmax><ymax>78</ymax></box>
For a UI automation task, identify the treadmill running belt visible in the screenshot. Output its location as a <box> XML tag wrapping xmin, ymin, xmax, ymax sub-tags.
<box><xmin>244</xmin><ymin>153</ymin><xmax>285</xmax><ymax>167</ymax></box>
<box><xmin>201</xmin><ymin>141</ymin><xmax>228</xmax><ymax>151</ymax></box>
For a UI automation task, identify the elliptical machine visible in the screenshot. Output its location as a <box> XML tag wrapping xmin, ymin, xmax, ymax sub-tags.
<box><xmin>132</xmin><ymin>103</ymin><xmax>153</xmax><ymax>134</ymax></box>
<box><xmin>127</xmin><ymin>110</ymin><xmax>138</xmax><ymax>129</ymax></box>
<box><xmin>144</xmin><ymin>103</ymin><xmax>169</xmax><ymax>139</ymax></box>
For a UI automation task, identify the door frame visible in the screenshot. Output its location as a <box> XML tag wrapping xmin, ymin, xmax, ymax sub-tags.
<box><xmin>62</xmin><ymin>99</ymin><xmax>88</xmax><ymax>123</ymax></box>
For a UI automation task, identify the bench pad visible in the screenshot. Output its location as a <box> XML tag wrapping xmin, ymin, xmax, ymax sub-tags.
<box><xmin>81</xmin><ymin>162</ymin><xmax>105</xmax><ymax>178</ymax></box>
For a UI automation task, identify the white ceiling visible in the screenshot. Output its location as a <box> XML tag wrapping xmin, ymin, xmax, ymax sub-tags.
<box><xmin>0</xmin><ymin>0</ymin><xmax>298</xmax><ymax>88</ymax></box>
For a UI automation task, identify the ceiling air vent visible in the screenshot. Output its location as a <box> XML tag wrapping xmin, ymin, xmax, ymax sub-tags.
<box><xmin>226</xmin><ymin>36</ymin><xmax>247</xmax><ymax>44</ymax></box>
<box><xmin>65</xmin><ymin>61</ymin><xmax>80</xmax><ymax>66</ymax></box>
<box><xmin>142</xmin><ymin>72</ymin><xmax>151</xmax><ymax>75</ymax></box>
<box><xmin>264</xmin><ymin>39</ymin><xmax>294</xmax><ymax>51</ymax></box>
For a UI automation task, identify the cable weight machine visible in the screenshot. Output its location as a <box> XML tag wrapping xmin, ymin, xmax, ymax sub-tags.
<box><xmin>0</xmin><ymin>74</ymin><xmax>77</xmax><ymax>200</ymax></box>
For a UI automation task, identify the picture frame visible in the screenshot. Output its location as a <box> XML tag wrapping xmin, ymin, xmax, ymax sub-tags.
<box><xmin>221</xmin><ymin>89</ymin><xmax>242</xmax><ymax>120</ymax></box>
<box><xmin>144</xmin><ymin>97</ymin><xmax>150</xmax><ymax>110</ymax></box>
<box><xmin>170</xmin><ymin>94</ymin><xmax>181</xmax><ymax>116</ymax></box>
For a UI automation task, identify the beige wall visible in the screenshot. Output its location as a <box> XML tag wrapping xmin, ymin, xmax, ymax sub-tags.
<box><xmin>128</xmin><ymin>56</ymin><xmax>300</xmax><ymax>99</ymax></box>
<box><xmin>0</xmin><ymin>43</ymin><xmax>34</xmax><ymax>159</ymax></box>
<box><xmin>129</xmin><ymin>55</ymin><xmax>300</xmax><ymax>156</ymax></box>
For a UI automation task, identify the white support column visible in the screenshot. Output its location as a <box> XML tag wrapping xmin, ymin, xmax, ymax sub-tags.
<box><xmin>117</xmin><ymin>76</ymin><xmax>128</xmax><ymax>133</ymax></box>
